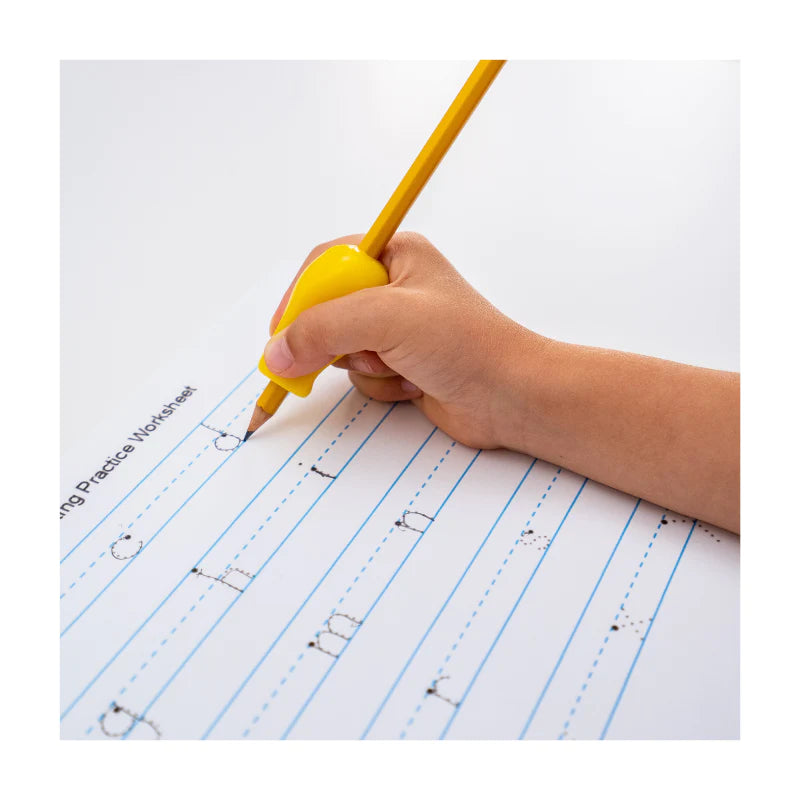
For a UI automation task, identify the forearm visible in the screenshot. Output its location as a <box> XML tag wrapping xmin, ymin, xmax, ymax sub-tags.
<box><xmin>267</xmin><ymin>233</ymin><xmax>739</xmax><ymax>531</ymax></box>
<box><xmin>502</xmin><ymin>334</ymin><xmax>740</xmax><ymax>533</ymax></box>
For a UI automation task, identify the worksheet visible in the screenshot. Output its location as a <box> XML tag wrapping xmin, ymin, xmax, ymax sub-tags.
<box><xmin>60</xmin><ymin>280</ymin><xmax>739</xmax><ymax>740</ymax></box>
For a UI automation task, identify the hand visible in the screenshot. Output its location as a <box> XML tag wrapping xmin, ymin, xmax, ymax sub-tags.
<box><xmin>265</xmin><ymin>231</ymin><xmax>739</xmax><ymax>531</ymax></box>
<box><xmin>265</xmin><ymin>232</ymin><xmax>546</xmax><ymax>449</ymax></box>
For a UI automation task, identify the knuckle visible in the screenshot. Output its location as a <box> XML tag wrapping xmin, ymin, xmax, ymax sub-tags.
<box><xmin>349</xmin><ymin>373</ymin><xmax>396</xmax><ymax>403</ymax></box>
<box><xmin>395</xmin><ymin>230</ymin><xmax>430</xmax><ymax>249</ymax></box>
<box><xmin>386</xmin><ymin>231</ymin><xmax>429</xmax><ymax>261</ymax></box>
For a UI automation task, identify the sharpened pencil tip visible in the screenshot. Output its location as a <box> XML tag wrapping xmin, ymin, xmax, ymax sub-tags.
<box><xmin>244</xmin><ymin>402</ymin><xmax>273</xmax><ymax>441</ymax></box>
<box><xmin>246</xmin><ymin>381</ymin><xmax>287</xmax><ymax>441</ymax></box>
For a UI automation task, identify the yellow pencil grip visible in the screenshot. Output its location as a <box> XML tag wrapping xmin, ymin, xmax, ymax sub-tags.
<box><xmin>258</xmin><ymin>244</ymin><xmax>389</xmax><ymax>397</ymax></box>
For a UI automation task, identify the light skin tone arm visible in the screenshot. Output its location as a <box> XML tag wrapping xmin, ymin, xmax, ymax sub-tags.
<box><xmin>264</xmin><ymin>232</ymin><xmax>740</xmax><ymax>533</ymax></box>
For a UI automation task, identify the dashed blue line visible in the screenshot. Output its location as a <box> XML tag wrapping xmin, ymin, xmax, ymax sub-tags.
<box><xmin>202</xmin><ymin>424</ymin><xmax>440</xmax><ymax>739</ymax></box>
<box><xmin>60</xmin><ymin>387</ymin><xmax>354</xmax><ymax>722</ymax></box>
<box><xmin>438</xmin><ymin>478</ymin><xmax>588</xmax><ymax>740</ymax></box>
<box><xmin>555</xmin><ymin>510</ymin><xmax>666</xmax><ymax>739</ymax></box>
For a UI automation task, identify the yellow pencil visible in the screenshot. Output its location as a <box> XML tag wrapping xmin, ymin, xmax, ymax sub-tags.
<box><xmin>246</xmin><ymin>60</ymin><xmax>506</xmax><ymax>440</ymax></box>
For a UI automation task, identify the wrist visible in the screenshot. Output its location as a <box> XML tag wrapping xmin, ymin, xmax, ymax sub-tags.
<box><xmin>489</xmin><ymin>325</ymin><xmax>565</xmax><ymax>454</ymax></box>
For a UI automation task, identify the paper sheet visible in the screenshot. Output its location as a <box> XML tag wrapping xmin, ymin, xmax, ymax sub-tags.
<box><xmin>60</xmin><ymin>286</ymin><xmax>739</xmax><ymax>741</ymax></box>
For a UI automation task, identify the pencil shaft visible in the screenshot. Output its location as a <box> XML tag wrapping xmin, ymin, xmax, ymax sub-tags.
<box><xmin>245</xmin><ymin>381</ymin><xmax>288</xmax><ymax>440</ymax></box>
<box><xmin>359</xmin><ymin>60</ymin><xmax>505</xmax><ymax>260</ymax></box>
<box><xmin>247</xmin><ymin>60</ymin><xmax>504</xmax><ymax>435</ymax></box>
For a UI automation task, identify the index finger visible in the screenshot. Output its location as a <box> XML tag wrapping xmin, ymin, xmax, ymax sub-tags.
<box><xmin>269</xmin><ymin>233</ymin><xmax>365</xmax><ymax>334</ymax></box>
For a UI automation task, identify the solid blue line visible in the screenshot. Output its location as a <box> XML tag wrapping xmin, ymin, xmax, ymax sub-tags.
<box><xmin>200</xmin><ymin>368</ymin><xmax>259</xmax><ymax>424</ymax></box>
<box><xmin>60</xmin><ymin>387</ymin><xmax>352</xmax><ymax>721</ymax></box>
<box><xmin>201</xmin><ymin>424</ymin><xmax>438</xmax><ymax>739</ymax></box>
<box><xmin>280</xmin><ymin>449</ymin><xmax>483</xmax><ymax>740</ymax></box>
<box><xmin>438</xmin><ymin>477</ymin><xmax>588</xmax><ymax>740</ymax></box>
<box><xmin>61</xmin><ymin>385</ymin><xmax>351</xmax><ymax>639</ymax></box>
<box><xmin>121</xmin><ymin>402</ymin><xmax>397</xmax><ymax>739</ymax></box>
<box><xmin>599</xmin><ymin>521</ymin><xmax>696</xmax><ymax>740</ymax></box>
<box><xmin>360</xmin><ymin>458</ymin><xmax>537</xmax><ymax>739</ymax></box>
<box><xmin>517</xmin><ymin>497</ymin><xmax>641</xmax><ymax>739</ymax></box>
<box><xmin>60</xmin><ymin>448</ymin><xmax>241</xmax><ymax>638</ymax></box>
<box><xmin>60</xmin><ymin>366</ymin><xmax>257</xmax><ymax>564</ymax></box>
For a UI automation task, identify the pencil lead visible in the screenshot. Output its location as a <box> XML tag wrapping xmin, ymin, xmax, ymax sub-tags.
<box><xmin>243</xmin><ymin>430</ymin><xmax>253</xmax><ymax>443</ymax></box>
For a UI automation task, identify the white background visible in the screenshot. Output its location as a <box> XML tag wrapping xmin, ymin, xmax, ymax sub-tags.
<box><xmin>6</xmin><ymin>0</ymin><xmax>797</xmax><ymax>794</ymax></box>
<box><xmin>61</xmin><ymin>60</ymin><xmax>739</xmax><ymax>452</ymax></box>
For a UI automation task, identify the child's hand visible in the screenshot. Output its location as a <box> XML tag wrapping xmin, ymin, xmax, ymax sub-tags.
<box><xmin>265</xmin><ymin>231</ymin><xmax>739</xmax><ymax>532</ymax></box>
<box><xmin>264</xmin><ymin>232</ymin><xmax>545</xmax><ymax>449</ymax></box>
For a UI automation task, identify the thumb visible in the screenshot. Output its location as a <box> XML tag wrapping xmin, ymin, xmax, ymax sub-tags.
<box><xmin>263</xmin><ymin>286</ymin><xmax>401</xmax><ymax>379</ymax></box>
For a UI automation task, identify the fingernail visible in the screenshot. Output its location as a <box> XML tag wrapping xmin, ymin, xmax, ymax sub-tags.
<box><xmin>400</xmin><ymin>379</ymin><xmax>420</xmax><ymax>394</ymax></box>
<box><xmin>351</xmin><ymin>356</ymin><xmax>374</xmax><ymax>374</ymax></box>
<box><xmin>265</xmin><ymin>334</ymin><xmax>294</xmax><ymax>374</ymax></box>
